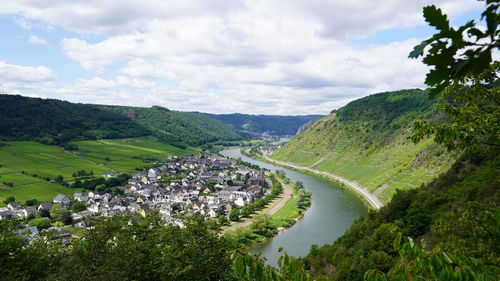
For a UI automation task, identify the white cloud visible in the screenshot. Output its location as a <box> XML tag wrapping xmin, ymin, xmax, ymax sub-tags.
<box><xmin>0</xmin><ymin>61</ymin><xmax>55</xmax><ymax>82</ymax></box>
<box><xmin>116</xmin><ymin>76</ymin><xmax>155</xmax><ymax>89</ymax></box>
<box><xmin>28</xmin><ymin>35</ymin><xmax>47</xmax><ymax>45</ymax></box>
<box><xmin>0</xmin><ymin>0</ymin><xmax>483</xmax><ymax>114</ymax></box>
<box><xmin>0</xmin><ymin>61</ymin><xmax>57</xmax><ymax>96</ymax></box>
<box><xmin>75</xmin><ymin>77</ymin><xmax>116</xmax><ymax>89</ymax></box>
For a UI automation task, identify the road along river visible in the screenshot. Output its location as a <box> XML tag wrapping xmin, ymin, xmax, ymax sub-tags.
<box><xmin>220</xmin><ymin>148</ymin><xmax>367</xmax><ymax>267</ymax></box>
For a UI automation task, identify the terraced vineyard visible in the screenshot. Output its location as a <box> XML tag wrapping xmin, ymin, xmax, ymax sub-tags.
<box><xmin>271</xmin><ymin>89</ymin><xmax>459</xmax><ymax>203</ymax></box>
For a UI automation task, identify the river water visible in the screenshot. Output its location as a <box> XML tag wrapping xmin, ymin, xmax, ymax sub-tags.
<box><xmin>220</xmin><ymin>148</ymin><xmax>367</xmax><ymax>266</ymax></box>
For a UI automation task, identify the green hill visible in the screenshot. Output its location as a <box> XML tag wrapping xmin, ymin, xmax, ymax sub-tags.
<box><xmin>0</xmin><ymin>95</ymin><xmax>150</xmax><ymax>144</ymax></box>
<box><xmin>271</xmin><ymin>89</ymin><xmax>458</xmax><ymax>203</ymax></box>
<box><xmin>207</xmin><ymin>113</ymin><xmax>321</xmax><ymax>136</ymax></box>
<box><xmin>102</xmin><ymin>105</ymin><xmax>243</xmax><ymax>146</ymax></box>
<box><xmin>0</xmin><ymin>95</ymin><xmax>243</xmax><ymax>148</ymax></box>
<box><xmin>304</xmin><ymin>148</ymin><xmax>499</xmax><ymax>280</ymax></box>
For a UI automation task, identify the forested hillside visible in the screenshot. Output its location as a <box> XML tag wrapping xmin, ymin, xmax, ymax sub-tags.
<box><xmin>272</xmin><ymin>89</ymin><xmax>458</xmax><ymax>203</ymax></box>
<box><xmin>0</xmin><ymin>95</ymin><xmax>150</xmax><ymax>145</ymax></box>
<box><xmin>304</xmin><ymin>147</ymin><xmax>499</xmax><ymax>280</ymax></box>
<box><xmin>103</xmin><ymin>105</ymin><xmax>243</xmax><ymax>146</ymax></box>
<box><xmin>208</xmin><ymin>113</ymin><xmax>321</xmax><ymax>136</ymax></box>
<box><xmin>0</xmin><ymin>95</ymin><xmax>243</xmax><ymax>148</ymax></box>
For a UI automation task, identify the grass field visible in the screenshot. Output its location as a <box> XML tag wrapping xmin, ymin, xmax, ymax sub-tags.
<box><xmin>73</xmin><ymin>137</ymin><xmax>199</xmax><ymax>171</ymax></box>
<box><xmin>0</xmin><ymin>137</ymin><xmax>199</xmax><ymax>205</ymax></box>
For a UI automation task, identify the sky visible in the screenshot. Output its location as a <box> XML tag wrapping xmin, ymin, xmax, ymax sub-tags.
<box><xmin>0</xmin><ymin>0</ymin><xmax>484</xmax><ymax>115</ymax></box>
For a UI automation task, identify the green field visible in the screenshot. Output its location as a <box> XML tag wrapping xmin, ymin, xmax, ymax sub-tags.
<box><xmin>0</xmin><ymin>137</ymin><xmax>199</xmax><ymax>205</ymax></box>
<box><xmin>72</xmin><ymin>137</ymin><xmax>198</xmax><ymax>171</ymax></box>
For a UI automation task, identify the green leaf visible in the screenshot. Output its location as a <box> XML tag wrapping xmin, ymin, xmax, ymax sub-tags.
<box><xmin>423</xmin><ymin>5</ymin><xmax>450</xmax><ymax>31</ymax></box>
<box><xmin>393</xmin><ymin>232</ymin><xmax>402</xmax><ymax>250</ymax></box>
<box><xmin>409</xmin><ymin>40</ymin><xmax>428</xmax><ymax>58</ymax></box>
<box><xmin>470</xmin><ymin>50</ymin><xmax>492</xmax><ymax>74</ymax></box>
<box><xmin>442</xmin><ymin>252</ymin><xmax>453</xmax><ymax>264</ymax></box>
<box><xmin>425</xmin><ymin>68</ymin><xmax>448</xmax><ymax>86</ymax></box>
<box><xmin>233</xmin><ymin>255</ymin><xmax>246</xmax><ymax>276</ymax></box>
<box><xmin>467</xmin><ymin>27</ymin><xmax>486</xmax><ymax>40</ymax></box>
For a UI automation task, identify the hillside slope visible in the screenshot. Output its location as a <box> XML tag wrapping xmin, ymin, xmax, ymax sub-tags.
<box><xmin>271</xmin><ymin>89</ymin><xmax>458</xmax><ymax>203</ymax></box>
<box><xmin>0</xmin><ymin>95</ymin><xmax>150</xmax><ymax>144</ymax></box>
<box><xmin>304</xmin><ymin>148</ymin><xmax>499</xmax><ymax>280</ymax></box>
<box><xmin>207</xmin><ymin>113</ymin><xmax>321</xmax><ymax>136</ymax></box>
<box><xmin>0</xmin><ymin>95</ymin><xmax>243</xmax><ymax>147</ymax></box>
<box><xmin>103</xmin><ymin>105</ymin><xmax>243</xmax><ymax>146</ymax></box>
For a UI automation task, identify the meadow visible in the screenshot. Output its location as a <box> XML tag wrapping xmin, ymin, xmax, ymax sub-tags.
<box><xmin>0</xmin><ymin>137</ymin><xmax>199</xmax><ymax>205</ymax></box>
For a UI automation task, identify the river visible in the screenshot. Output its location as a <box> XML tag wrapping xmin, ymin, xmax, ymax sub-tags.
<box><xmin>220</xmin><ymin>148</ymin><xmax>367</xmax><ymax>267</ymax></box>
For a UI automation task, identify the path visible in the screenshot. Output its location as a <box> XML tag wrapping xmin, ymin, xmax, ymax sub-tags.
<box><xmin>309</xmin><ymin>157</ymin><xmax>326</xmax><ymax>168</ymax></box>
<box><xmin>263</xmin><ymin>156</ymin><xmax>384</xmax><ymax>209</ymax></box>
<box><xmin>224</xmin><ymin>178</ymin><xmax>292</xmax><ymax>232</ymax></box>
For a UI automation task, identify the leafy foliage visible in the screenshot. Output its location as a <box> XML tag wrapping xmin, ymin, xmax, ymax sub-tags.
<box><xmin>1</xmin><ymin>215</ymin><xmax>236</xmax><ymax>281</ymax></box>
<box><xmin>365</xmin><ymin>234</ymin><xmax>499</xmax><ymax>281</ymax></box>
<box><xmin>410</xmin><ymin>2</ymin><xmax>499</xmax><ymax>150</ymax></box>
<box><xmin>232</xmin><ymin>250</ymin><xmax>329</xmax><ymax>281</ymax></box>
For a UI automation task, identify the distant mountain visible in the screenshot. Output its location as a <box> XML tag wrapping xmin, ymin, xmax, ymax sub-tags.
<box><xmin>207</xmin><ymin>113</ymin><xmax>322</xmax><ymax>136</ymax></box>
<box><xmin>0</xmin><ymin>95</ymin><xmax>242</xmax><ymax>148</ymax></box>
<box><xmin>271</xmin><ymin>89</ymin><xmax>458</xmax><ymax>203</ymax></box>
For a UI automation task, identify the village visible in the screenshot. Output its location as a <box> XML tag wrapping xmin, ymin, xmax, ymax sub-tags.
<box><xmin>0</xmin><ymin>154</ymin><xmax>272</xmax><ymax>240</ymax></box>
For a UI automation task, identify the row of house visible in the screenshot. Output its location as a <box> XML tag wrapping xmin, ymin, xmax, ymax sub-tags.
<box><xmin>2</xmin><ymin>154</ymin><xmax>270</xmax><ymax>240</ymax></box>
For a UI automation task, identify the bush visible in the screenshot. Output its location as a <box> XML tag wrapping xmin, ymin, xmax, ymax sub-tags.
<box><xmin>72</xmin><ymin>202</ymin><xmax>87</xmax><ymax>213</ymax></box>
<box><xmin>61</xmin><ymin>212</ymin><xmax>73</xmax><ymax>225</ymax></box>
<box><xmin>28</xmin><ymin>218</ymin><xmax>51</xmax><ymax>230</ymax></box>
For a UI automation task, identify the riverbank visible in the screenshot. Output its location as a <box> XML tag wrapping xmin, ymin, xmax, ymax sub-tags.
<box><xmin>261</xmin><ymin>155</ymin><xmax>383</xmax><ymax>209</ymax></box>
<box><xmin>223</xmin><ymin>177</ymin><xmax>293</xmax><ymax>233</ymax></box>
<box><xmin>223</xmin><ymin>174</ymin><xmax>310</xmax><ymax>247</ymax></box>
<box><xmin>220</xmin><ymin>147</ymin><xmax>367</xmax><ymax>265</ymax></box>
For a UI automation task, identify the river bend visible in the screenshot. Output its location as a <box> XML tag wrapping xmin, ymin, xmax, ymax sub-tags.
<box><xmin>220</xmin><ymin>148</ymin><xmax>367</xmax><ymax>266</ymax></box>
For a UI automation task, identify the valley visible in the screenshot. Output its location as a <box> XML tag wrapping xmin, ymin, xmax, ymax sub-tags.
<box><xmin>0</xmin><ymin>137</ymin><xmax>197</xmax><ymax>204</ymax></box>
<box><xmin>1</xmin><ymin>1</ymin><xmax>498</xmax><ymax>280</ymax></box>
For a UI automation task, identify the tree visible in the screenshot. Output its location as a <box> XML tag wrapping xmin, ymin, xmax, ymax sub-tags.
<box><xmin>0</xmin><ymin>220</ymin><xmax>64</xmax><ymax>280</ymax></box>
<box><xmin>72</xmin><ymin>201</ymin><xmax>87</xmax><ymax>213</ymax></box>
<box><xmin>50</xmin><ymin>204</ymin><xmax>65</xmax><ymax>221</ymax></box>
<box><xmin>25</xmin><ymin>199</ymin><xmax>39</xmax><ymax>206</ymax></box>
<box><xmin>95</xmin><ymin>184</ymin><xmax>106</xmax><ymax>192</ymax></box>
<box><xmin>295</xmin><ymin>180</ymin><xmax>304</xmax><ymax>190</ymax></box>
<box><xmin>217</xmin><ymin>215</ymin><xmax>229</xmax><ymax>226</ymax></box>
<box><xmin>171</xmin><ymin>202</ymin><xmax>181</xmax><ymax>212</ymax></box>
<box><xmin>39</xmin><ymin>208</ymin><xmax>50</xmax><ymax>218</ymax></box>
<box><xmin>61</xmin><ymin>212</ymin><xmax>73</xmax><ymax>225</ymax></box>
<box><xmin>229</xmin><ymin>208</ymin><xmax>240</xmax><ymax>221</ymax></box>
<box><xmin>54</xmin><ymin>215</ymin><xmax>235</xmax><ymax>281</ymax></box>
<box><xmin>28</xmin><ymin>218</ymin><xmax>51</xmax><ymax>230</ymax></box>
<box><xmin>3</xmin><ymin>196</ymin><xmax>15</xmax><ymax>204</ymax></box>
<box><xmin>410</xmin><ymin>1</ymin><xmax>499</xmax><ymax>150</ymax></box>
<box><xmin>72</xmin><ymin>179</ymin><xmax>83</xmax><ymax>188</ymax></box>
<box><xmin>365</xmin><ymin>234</ymin><xmax>498</xmax><ymax>281</ymax></box>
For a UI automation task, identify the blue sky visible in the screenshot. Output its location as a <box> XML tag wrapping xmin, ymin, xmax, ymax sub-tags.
<box><xmin>0</xmin><ymin>0</ymin><xmax>483</xmax><ymax>114</ymax></box>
